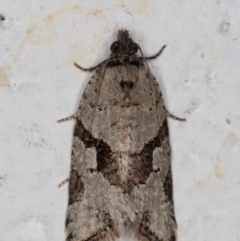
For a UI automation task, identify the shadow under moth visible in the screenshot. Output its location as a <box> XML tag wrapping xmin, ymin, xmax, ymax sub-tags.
<box><xmin>58</xmin><ymin>29</ymin><xmax>185</xmax><ymax>241</ymax></box>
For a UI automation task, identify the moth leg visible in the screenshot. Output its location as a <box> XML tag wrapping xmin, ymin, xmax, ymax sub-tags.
<box><xmin>140</xmin><ymin>45</ymin><xmax>167</xmax><ymax>60</ymax></box>
<box><xmin>166</xmin><ymin>108</ymin><xmax>186</xmax><ymax>122</ymax></box>
<box><xmin>57</xmin><ymin>114</ymin><xmax>77</xmax><ymax>123</ymax></box>
<box><xmin>74</xmin><ymin>60</ymin><xmax>106</xmax><ymax>72</ymax></box>
<box><xmin>58</xmin><ymin>178</ymin><xmax>69</xmax><ymax>188</ymax></box>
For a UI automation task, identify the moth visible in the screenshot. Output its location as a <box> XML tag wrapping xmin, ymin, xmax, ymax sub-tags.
<box><xmin>58</xmin><ymin>29</ymin><xmax>185</xmax><ymax>241</ymax></box>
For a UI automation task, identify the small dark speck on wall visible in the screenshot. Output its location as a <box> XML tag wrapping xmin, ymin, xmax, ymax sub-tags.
<box><xmin>0</xmin><ymin>15</ymin><xmax>5</xmax><ymax>21</ymax></box>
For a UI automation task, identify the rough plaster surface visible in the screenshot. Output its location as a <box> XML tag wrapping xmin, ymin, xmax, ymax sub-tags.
<box><xmin>1</xmin><ymin>1</ymin><xmax>240</xmax><ymax>241</ymax></box>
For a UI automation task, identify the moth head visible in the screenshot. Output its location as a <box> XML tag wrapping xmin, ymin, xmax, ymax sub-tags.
<box><xmin>110</xmin><ymin>29</ymin><xmax>138</xmax><ymax>56</ymax></box>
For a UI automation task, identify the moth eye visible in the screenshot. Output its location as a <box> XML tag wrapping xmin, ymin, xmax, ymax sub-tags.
<box><xmin>111</xmin><ymin>41</ymin><xmax>120</xmax><ymax>53</ymax></box>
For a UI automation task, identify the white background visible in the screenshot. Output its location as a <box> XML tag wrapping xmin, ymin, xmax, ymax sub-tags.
<box><xmin>1</xmin><ymin>1</ymin><xmax>240</xmax><ymax>241</ymax></box>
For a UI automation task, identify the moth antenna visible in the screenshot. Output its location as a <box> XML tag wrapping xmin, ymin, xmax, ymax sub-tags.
<box><xmin>139</xmin><ymin>45</ymin><xmax>166</xmax><ymax>60</ymax></box>
<box><xmin>74</xmin><ymin>59</ymin><xmax>107</xmax><ymax>72</ymax></box>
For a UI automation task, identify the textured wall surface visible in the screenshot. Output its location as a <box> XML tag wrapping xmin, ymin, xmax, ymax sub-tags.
<box><xmin>1</xmin><ymin>1</ymin><xmax>240</xmax><ymax>241</ymax></box>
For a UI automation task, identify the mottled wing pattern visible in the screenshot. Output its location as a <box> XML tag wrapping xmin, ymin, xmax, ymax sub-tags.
<box><xmin>66</xmin><ymin>69</ymin><xmax>121</xmax><ymax>241</ymax></box>
<box><xmin>63</xmin><ymin>29</ymin><xmax>182</xmax><ymax>241</ymax></box>
<box><xmin>65</xmin><ymin>63</ymin><xmax>177</xmax><ymax>241</ymax></box>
